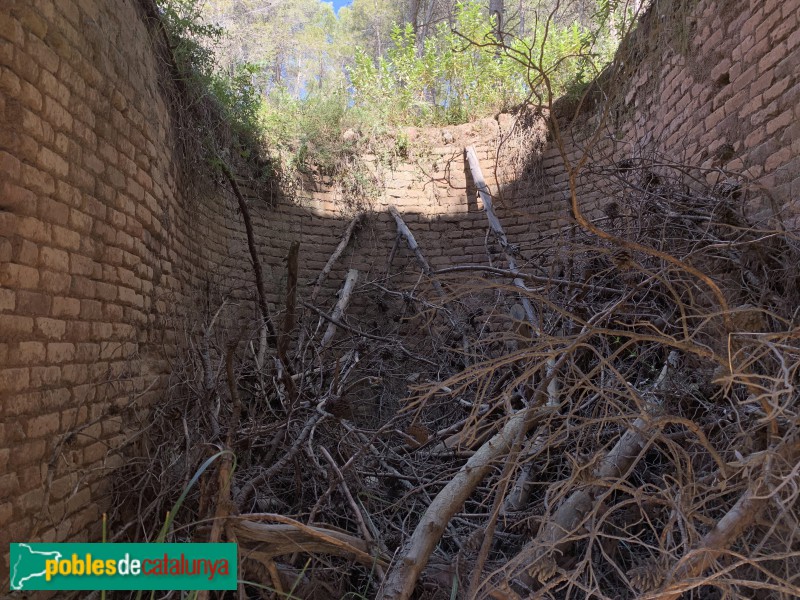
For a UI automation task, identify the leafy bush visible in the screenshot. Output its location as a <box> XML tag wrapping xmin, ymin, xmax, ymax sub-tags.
<box><xmin>156</xmin><ymin>0</ymin><xmax>263</xmax><ymax>152</ymax></box>
<box><xmin>348</xmin><ymin>1</ymin><xmax>612</xmax><ymax>126</ymax></box>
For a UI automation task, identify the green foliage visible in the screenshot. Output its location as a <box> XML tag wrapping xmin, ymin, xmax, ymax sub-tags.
<box><xmin>259</xmin><ymin>86</ymin><xmax>353</xmax><ymax>174</ymax></box>
<box><xmin>160</xmin><ymin>0</ymin><xmax>636</xmax><ymax>187</ymax></box>
<box><xmin>348</xmin><ymin>1</ymin><xmax>614</xmax><ymax>126</ymax></box>
<box><xmin>156</xmin><ymin>0</ymin><xmax>263</xmax><ymax>152</ymax></box>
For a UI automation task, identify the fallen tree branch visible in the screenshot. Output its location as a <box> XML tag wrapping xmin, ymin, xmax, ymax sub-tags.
<box><xmin>321</xmin><ymin>269</ymin><xmax>359</xmax><ymax>350</ymax></box>
<box><xmin>508</xmin><ymin>351</ymin><xmax>680</xmax><ymax>586</ymax></box>
<box><xmin>299</xmin><ymin>300</ymin><xmax>438</xmax><ymax>367</ymax></box>
<box><xmin>465</xmin><ymin>147</ymin><xmax>561</xmax><ymax>410</ymax></box>
<box><xmin>378</xmin><ymin>355</ymin><xmax>569</xmax><ymax>600</ymax></box>
<box><xmin>649</xmin><ymin>435</ymin><xmax>800</xmax><ymax>600</ymax></box>
<box><xmin>388</xmin><ymin>206</ymin><xmax>446</xmax><ymax>297</ymax></box>
<box><xmin>320</xmin><ymin>446</ymin><xmax>387</xmax><ymax>581</ymax></box>
<box><xmin>311</xmin><ymin>213</ymin><xmax>364</xmax><ymax>302</ymax></box>
<box><xmin>389</xmin><ymin>205</ymin><xmax>471</xmax><ymax>362</ymax></box>
<box><xmin>231</xmin><ymin>517</ymin><xmax>388</xmax><ymax>568</ymax></box>
<box><xmin>465</xmin><ymin>146</ymin><xmax>540</xmax><ymax>335</ymax></box>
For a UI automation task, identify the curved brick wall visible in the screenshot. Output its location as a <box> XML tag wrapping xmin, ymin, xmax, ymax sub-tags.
<box><xmin>0</xmin><ymin>0</ymin><xmax>248</xmax><ymax>553</ymax></box>
<box><xmin>0</xmin><ymin>0</ymin><xmax>797</xmax><ymax>573</ymax></box>
<box><xmin>532</xmin><ymin>0</ymin><xmax>800</xmax><ymax>231</ymax></box>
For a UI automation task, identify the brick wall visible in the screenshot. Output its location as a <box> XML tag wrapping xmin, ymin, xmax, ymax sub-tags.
<box><xmin>531</xmin><ymin>0</ymin><xmax>800</xmax><ymax>231</ymax></box>
<box><xmin>0</xmin><ymin>0</ymin><xmax>272</xmax><ymax>558</ymax></box>
<box><xmin>0</xmin><ymin>0</ymin><xmax>797</xmax><ymax>570</ymax></box>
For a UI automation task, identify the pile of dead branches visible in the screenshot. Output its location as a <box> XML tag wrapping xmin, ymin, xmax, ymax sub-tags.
<box><xmin>107</xmin><ymin>144</ymin><xmax>799</xmax><ymax>600</ymax></box>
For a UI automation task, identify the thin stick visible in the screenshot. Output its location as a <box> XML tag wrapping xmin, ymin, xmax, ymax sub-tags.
<box><xmin>219</xmin><ymin>163</ymin><xmax>277</xmax><ymax>347</ymax></box>
<box><xmin>389</xmin><ymin>205</ymin><xmax>471</xmax><ymax>361</ymax></box>
<box><xmin>320</xmin><ymin>447</ymin><xmax>386</xmax><ymax>580</ymax></box>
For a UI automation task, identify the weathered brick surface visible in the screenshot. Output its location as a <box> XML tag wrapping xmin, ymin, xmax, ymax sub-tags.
<box><xmin>534</xmin><ymin>0</ymin><xmax>800</xmax><ymax>232</ymax></box>
<box><xmin>0</xmin><ymin>0</ymin><xmax>797</xmax><ymax>576</ymax></box>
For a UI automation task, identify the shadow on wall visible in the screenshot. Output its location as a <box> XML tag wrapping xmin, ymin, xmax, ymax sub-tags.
<box><xmin>516</xmin><ymin>0</ymin><xmax>800</xmax><ymax>233</ymax></box>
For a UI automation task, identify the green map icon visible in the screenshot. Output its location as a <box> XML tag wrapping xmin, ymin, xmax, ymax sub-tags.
<box><xmin>10</xmin><ymin>544</ymin><xmax>63</xmax><ymax>590</ymax></box>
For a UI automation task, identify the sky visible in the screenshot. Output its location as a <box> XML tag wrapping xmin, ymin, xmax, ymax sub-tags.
<box><xmin>330</xmin><ymin>0</ymin><xmax>353</xmax><ymax>12</ymax></box>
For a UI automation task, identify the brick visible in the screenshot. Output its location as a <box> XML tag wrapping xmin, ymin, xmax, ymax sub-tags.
<box><xmin>26</xmin><ymin>35</ymin><xmax>59</xmax><ymax>73</ymax></box>
<box><xmin>0</xmin><ymin>181</ymin><xmax>37</xmax><ymax>214</ymax></box>
<box><xmin>15</xmin><ymin>341</ymin><xmax>46</xmax><ymax>363</ymax></box>
<box><xmin>38</xmin><ymin>145</ymin><xmax>69</xmax><ymax>177</ymax></box>
<box><xmin>0</xmin><ymin>151</ymin><xmax>21</xmax><ymax>181</ymax></box>
<box><xmin>769</xmin><ymin>14</ymin><xmax>797</xmax><ymax>44</ymax></box>
<box><xmin>0</xmin><ymin>238</ymin><xmax>10</xmax><ymax>263</ymax></box>
<box><xmin>763</xmin><ymin>77</ymin><xmax>791</xmax><ymax>103</ymax></box>
<box><xmin>69</xmin><ymin>209</ymin><xmax>93</xmax><ymax>233</ymax></box>
<box><xmin>766</xmin><ymin>109</ymin><xmax>794</xmax><ymax>135</ymax></box>
<box><xmin>65</xmin><ymin>321</ymin><xmax>90</xmax><ymax>341</ymax></box>
<box><xmin>789</xmin><ymin>27</ymin><xmax>800</xmax><ymax>51</ymax></box>
<box><xmin>70</xmin><ymin>271</ymin><xmax>95</xmax><ymax>297</ymax></box>
<box><xmin>40</xmin><ymin>246</ymin><xmax>70</xmax><ymax>271</ymax></box>
<box><xmin>0</xmin><ymin>502</ymin><xmax>11</xmax><ymax>526</ymax></box>
<box><xmin>80</xmin><ymin>299</ymin><xmax>102</xmax><ymax>320</ymax></box>
<box><xmin>25</xmin><ymin>413</ymin><xmax>60</xmax><ymax>438</ymax></box>
<box><xmin>21</xmin><ymin>163</ymin><xmax>55</xmax><ymax>195</ymax></box>
<box><xmin>39</xmin><ymin>270</ymin><xmax>71</xmax><ymax>294</ymax></box>
<box><xmin>745</xmin><ymin>126</ymin><xmax>767</xmax><ymax>148</ymax></box>
<box><xmin>60</xmin><ymin>364</ymin><xmax>87</xmax><ymax>385</ymax></box>
<box><xmin>43</xmin><ymin>96</ymin><xmax>73</xmax><ymax>131</ymax></box>
<box><xmin>17</xmin><ymin>216</ymin><xmax>52</xmax><ymax>243</ymax></box>
<box><xmin>95</xmin><ymin>282</ymin><xmax>117</xmax><ymax>301</ymax></box>
<box><xmin>0</xmin><ymin>474</ymin><xmax>20</xmax><ymax>500</ymax></box>
<box><xmin>0</xmin><ymin>263</ymin><xmax>39</xmax><ymax>289</ymax></box>
<box><xmin>15</xmin><ymin>290</ymin><xmax>51</xmax><ymax>316</ymax></box>
<box><xmin>51</xmin><ymin>296</ymin><xmax>80</xmax><ymax>317</ymax></box>
<box><xmin>16</xmin><ymin>239</ymin><xmax>39</xmax><ymax>266</ymax></box>
<box><xmin>765</xmin><ymin>147</ymin><xmax>792</xmax><ymax>171</ymax></box>
<box><xmin>0</xmin><ymin>289</ymin><xmax>14</xmax><ymax>312</ymax></box>
<box><xmin>47</xmin><ymin>342</ymin><xmax>75</xmax><ymax>363</ymax></box>
<box><xmin>35</xmin><ymin>317</ymin><xmax>66</xmax><ymax>339</ymax></box>
<box><xmin>69</xmin><ymin>253</ymin><xmax>96</xmax><ymax>276</ymax></box>
<box><xmin>0</xmin><ymin>368</ymin><xmax>30</xmax><ymax>393</ymax></box>
<box><xmin>19</xmin><ymin>464</ymin><xmax>45</xmax><ymax>490</ymax></box>
<box><xmin>37</xmin><ymin>197</ymin><xmax>70</xmax><ymax>224</ymax></box>
<box><xmin>52</xmin><ymin>225</ymin><xmax>81</xmax><ymax>251</ymax></box>
<box><xmin>0</xmin><ymin>14</ymin><xmax>24</xmax><ymax>44</ymax></box>
<box><xmin>758</xmin><ymin>42</ymin><xmax>786</xmax><ymax>72</ymax></box>
<box><xmin>754</xmin><ymin>10</ymin><xmax>782</xmax><ymax>43</ymax></box>
<box><xmin>751</xmin><ymin>70</ymin><xmax>774</xmax><ymax>95</ymax></box>
<box><xmin>0</xmin><ymin>62</ymin><xmax>23</xmax><ymax>97</ymax></box>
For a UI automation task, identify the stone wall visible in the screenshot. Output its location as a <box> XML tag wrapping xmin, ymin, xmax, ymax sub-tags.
<box><xmin>0</xmin><ymin>0</ymin><xmax>797</xmax><ymax>573</ymax></box>
<box><xmin>533</xmin><ymin>0</ymin><xmax>800</xmax><ymax>232</ymax></box>
<box><xmin>0</xmin><ymin>0</ymin><xmax>238</xmax><ymax>554</ymax></box>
